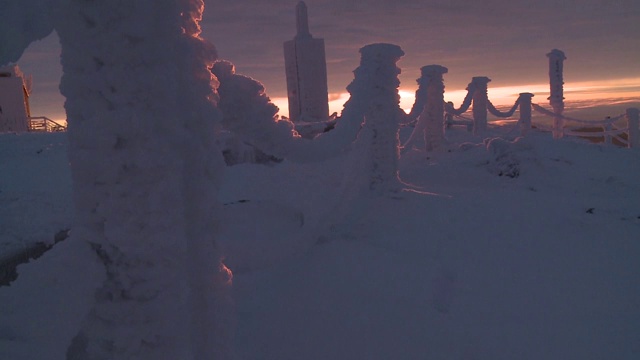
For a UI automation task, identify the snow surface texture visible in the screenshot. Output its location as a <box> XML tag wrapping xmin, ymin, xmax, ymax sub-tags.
<box><xmin>3</xmin><ymin>123</ymin><xmax>639</xmax><ymax>359</ymax></box>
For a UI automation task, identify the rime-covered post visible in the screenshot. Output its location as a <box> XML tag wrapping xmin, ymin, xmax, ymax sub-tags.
<box><xmin>471</xmin><ymin>76</ymin><xmax>491</xmax><ymax>135</ymax></box>
<box><xmin>349</xmin><ymin>43</ymin><xmax>405</xmax><ymax>195</ymax></box>
<box><xmin>420</xmin><ymin>65</ymin><xmax>448</xmax><ymax>151</ymax></box>
<box><xmin>547</xmin><ymin>49</ymin><xmax>566</xmax><ymax>139</ymax></box>
<box><xmin>402</xmin><ymin>65</ymin><xmax>447</xmax><ymax>151</ymax></box>
<box><xmin>627</xmin><ymin>107</ymin><xmax>640</xmax><ymax>148</ymax></box>
<box><xmin>54</xmin><ymin>1</ymin><xmax>232</xmax><ymax>359</ymax></box>
<box><xmin>518</xmin><ymin>93</ymin><xmax>534</xmax><ymax>135</ymax></box>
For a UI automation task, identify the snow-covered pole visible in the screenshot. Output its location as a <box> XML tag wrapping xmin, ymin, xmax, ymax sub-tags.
<box><xmin>518</xmin><ymin>93</ymin><xmax>534</xmax><ymax>135</ymax></box>
<box><xmin>471</xmin><ymin>76</ymin><xmax>491</xmax><ymax>135</ymax></box>
<box><xmin>55</xmin><ymin>1</ymin><xmax>232</xmax><ymax>359</ymax></box>
<box><xmin>402</xmin><ymin>65</ymin><xmax>448</xmax><ymax>151</ymax></box>
<box><xmin>354</xmin><ymin>43</ymin><xmax>405</xmax><ymax>195</ymax></box>
<box><xmin>627</xmin><ymin>107</ymin><xmax>640</xmax><ymax>148</ymax></box>
<box><xmin>420</xmin><ymin>65</ymin><xmax>448</xmax><ymax>151</ymax></box>
<box><xmin>547</xmin><ymin>49</ymin><xmax>566</xmax><ymax>139</ymax></box>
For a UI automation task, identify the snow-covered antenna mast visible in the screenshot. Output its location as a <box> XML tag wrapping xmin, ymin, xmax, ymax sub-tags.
<box><xmin>547</xmin><ymin>49</ymin><xmax>566</xmax><ymax>139</ymax></box>
<box><xmin>296</xmin><ymin>1</ymin><xmax>312</xmax><ymax>39</ymax></box>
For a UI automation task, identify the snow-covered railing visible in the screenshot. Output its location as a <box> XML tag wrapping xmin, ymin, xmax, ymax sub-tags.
<box><xmin>525</xmin><ymin>49</ymin><xmax>640</xmax><ymax>148</ymax></box>
<box><xmin>531</xmin><ymin>104</ymin><xmax>639</xmax><ymax>148</ymax></box>
<box><xmin>444</xmin><ymin>78</ymin><xmax>535</xmax><ymax>137</ymax></box>
<box><xmin>445</xmin><ymin>112</ymin><xmax>473</xmax><ymax>131</ymax></box>
<box><xmin>28</xmin><ymin>117</ymin><xmax>67</xmax><ymax>132</ymax></box>
<box><xmin>444</xmin><ymin>76</ymin><xmax>490</xmax><ymax>135</ymax></box>
<box><xmin>403</xmin><ymin>65</ymin><xmax>448</xmax><ymax>151</ymax></box>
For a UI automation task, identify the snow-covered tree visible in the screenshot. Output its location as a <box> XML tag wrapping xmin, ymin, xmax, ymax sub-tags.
<box><xmin>1</xmin><ymin>1</ymin><xmax>233</xmax><ymax>359</ymax></box>
<box><xmin>212</xmin><ymin>59</ymin><xmax>298</xmax><ymax>163</ymax></box>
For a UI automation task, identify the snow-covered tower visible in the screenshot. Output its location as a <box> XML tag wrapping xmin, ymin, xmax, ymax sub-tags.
<box><xmin>0</xmin><ymin>64</ymin><xmax>31</xmax><ymax>132</ymax></box>
<box><xmin>284</xmin><ymin>1</ymin><xmax>329</xmax><ymax>122</ymax></box>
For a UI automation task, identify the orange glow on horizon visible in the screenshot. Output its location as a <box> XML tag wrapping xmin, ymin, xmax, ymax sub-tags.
<box><xmin>273</xmin><ymin>77</ymin><xmax>640</xmax><ymax>119</ymax></box>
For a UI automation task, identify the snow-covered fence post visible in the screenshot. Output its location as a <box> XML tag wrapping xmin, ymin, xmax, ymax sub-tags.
<box><xmin>420</xmin><ymin>65</ymin><xmax>448</xmax><ymax>151</ymax></box>
<box><xmin>350</xmin><ymin>43</ymin><xmax>405</xmax><ymax>195</ymax></box>
<box><xmin>52</xmin><ymin>1</ymin><xmax>233</xmax><ymax>359</ymax></box>
<box><xmin>627</xmin><ymin>108</ymin><xmax>640</xmax><ymax>148</ymax></box>
<box><xmin>403</xmin><ymin>65</ymin><xmax>448</xmax><ymax>151</ymax></box>
<box><xmin>471</xmin><ymin>76</ymin><xmax>491</xmax><ymax>135</ymax></box>
<box><xmin>518</xmin><ymin>92</ymin><xmax>534</xmax><ymax>135</ymax></box>
<box><xmin>547</xmin><ymin>49</ymin><xmax>566</xmax><ymax>139</ymax></box>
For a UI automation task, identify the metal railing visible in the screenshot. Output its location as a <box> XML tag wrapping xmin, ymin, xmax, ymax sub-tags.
<box><xmin>28</xmin><ymin>117</ymin><xmax>67</xmax><ymax>132</ymax></box>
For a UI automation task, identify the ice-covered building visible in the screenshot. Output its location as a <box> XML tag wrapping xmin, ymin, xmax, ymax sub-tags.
<box><xmin>0</xmin><ymin>65</ymin><xmax>31</xmax><ymax>132</ymax></box>
<box><xmin>283</xmin><ymin>1</ymin><xmax>329</xmax><ymax>122</ymax></box>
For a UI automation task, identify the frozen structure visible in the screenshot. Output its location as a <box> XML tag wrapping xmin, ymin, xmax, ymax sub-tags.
<box><xmin>213</xmin><ymin>43</ymin><xmax>405</xmax><ymax>195</ymax></box>
<box><xmin>0</xmin><ymin>65</ymin><xmax>31</xmax><ymax>132</ymax></box>
<box><xmin>471</xmin><ymin>76</ymin><xmax>491</xmax><ymax>134</ymax></box>
<box><xmin>547</xmin><ymin>49</ymin><xmax>566</xmax><ymax>139</ymax></box>
<box><xmin>343</xmin><ymin>43</ymin><xmax>405</xmax><ymax>194</ymax></box>
<box><xmin>212</xmin><ymin>59</ymin><xmax>296</xmax><ymax>164</ymax></box>
<box><xmin>517</xmin><ymin>93</ymin><xmax>534</xmax><ymax>135</ymax></box>
<box><xmin>403</xmin><ymin>65</ymin><xmax>448</xmax><ymax>151</ymax></box>
<box><xmin>445</xmin><ymin>76</ymin><xmax>492</xmax><ymax>135</ymax></box>
<box><xmin>0</xmin><ymin>1</ymin><xmax>232</xmax><ymax>359</ymax></box>
<box><xmin>284</xmin><ymin>1</ymin><xmax>329</xmax><ymax>122</ymax></box>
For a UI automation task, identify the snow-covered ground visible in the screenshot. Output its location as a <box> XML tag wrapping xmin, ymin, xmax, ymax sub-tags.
<box><xmin>1</xmin><ymin>124</ymin><xmax>639</xmax><ymax>359</ymax></box>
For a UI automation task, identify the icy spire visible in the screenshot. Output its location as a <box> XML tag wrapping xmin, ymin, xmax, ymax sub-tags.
<box><xmin>295</xmin><ymin>1</ymin><xmax>312</xmax><ymax>39</ymax></box>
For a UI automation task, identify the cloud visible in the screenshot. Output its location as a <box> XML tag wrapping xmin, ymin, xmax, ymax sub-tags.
<box><xmin>201</xmin><ymin>0</ymin><xmax>640</xmax><ymax>98</ymax></box>
<box><xmin>15</xmin><ymin>0</ymin><xmax>640</xmax><ymax>121</ymax></box>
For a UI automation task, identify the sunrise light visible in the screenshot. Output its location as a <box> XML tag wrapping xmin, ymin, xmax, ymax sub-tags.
<box><xmin>271</xmin><ymin>77</ymin><xmax>640</xmax><ymax>120</ymax></box>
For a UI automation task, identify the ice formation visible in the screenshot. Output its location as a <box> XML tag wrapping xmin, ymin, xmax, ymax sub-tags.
<box><xmin>470</xmin><ymin>76</ymin><xmax>491</xmax><ymax>135</ymax></box>
<box><xmin>212</xmin><ymin>59</ymin><xmax>297</xmax><ymax>163</ymax></box>
<box><xmin>345</xmin><ymin>43</ymin><xmax>405</xmax><ymax>194</ymax></box>
<box><xmin>403</xmin><ymin>65</ymin><xmax>448</xmax><ymax>152</ymax></box>
<box><xmin>2</xmin><ymin>1</ymin><xmax>233</xmax><ymax>359</ymax></box>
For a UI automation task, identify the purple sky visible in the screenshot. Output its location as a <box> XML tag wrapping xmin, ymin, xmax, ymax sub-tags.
<box><xmin>16</xmin><ymin>0</ymin><xmax>640</xmax><ymax>120</ymax></box>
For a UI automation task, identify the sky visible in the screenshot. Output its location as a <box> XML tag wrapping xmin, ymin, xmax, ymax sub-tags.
<box><xmin>14</xmin><ymin>0</ymin><xmax>640</xmax><ymax>122</ymax></box>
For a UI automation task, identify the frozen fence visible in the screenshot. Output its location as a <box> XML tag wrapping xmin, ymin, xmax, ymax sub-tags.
<box><xmin>443</xmin><ymin>78</ymin><xmax>535</xmax><ymax>137</ymax></box>
<box><xmin>530</xmin><ymin>104</ymin><xmax>639</xmax><ymax>147</ymax></box>
<box><xmin>425</xmin><ymin>48</ymin><xmax>640</xmax><ymax>148</ymax></box>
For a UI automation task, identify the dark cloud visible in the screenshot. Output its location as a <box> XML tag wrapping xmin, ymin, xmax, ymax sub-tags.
<box><xmin>16</xmin><ymin>0</ymin><xmax>640</xmax><ymax>120</ymax></box>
